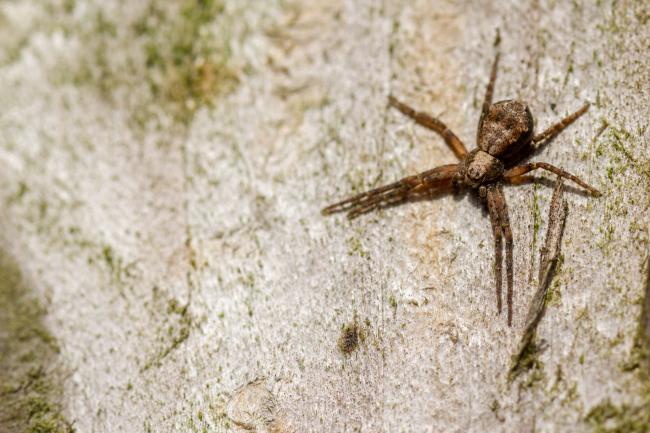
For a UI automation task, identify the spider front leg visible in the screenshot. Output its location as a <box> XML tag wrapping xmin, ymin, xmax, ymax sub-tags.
<box><xmin>322</xmin><ymin>164</ymin><xmax>458</xmax><ymax>219</ymax></box>
<box><xmin>481</xmin><ymin>51</ymin><xmax>500</xmax><ymax>121</ymax></box>
<box><xmin>322</xmin><ymin>178</ymin><xmax>411</xmax><ymax>218</ymax></box>
<box><xmin>388</xmin><ymin>96</ymin><xmax>468</xmax><ymax>159</ymax></box>
<box><xmin>533</xmin><ymin>103</ymin><xmax>590</xmax><ymax>146</ymax></box>
<box><xmin>504</xmin><ymin>103</ymin><xmax>591</xmax><ymax>166</ymax></box>
<box><xmin>487</xmin><ymin>183</ymin><xmax>514</xmax><ymax>326</ymax></box>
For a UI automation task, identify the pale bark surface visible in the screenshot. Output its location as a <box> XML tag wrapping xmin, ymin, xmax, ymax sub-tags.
<box><xmin>1</xmin><ymin>1</ymin><xmax>649</xmax><ymax>432</ymax></box>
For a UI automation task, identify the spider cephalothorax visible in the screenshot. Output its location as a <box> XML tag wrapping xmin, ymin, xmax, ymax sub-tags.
<box><xmin>453</xmin><ymin>149</ymin><xmax>503</xmax><ymax>189</ymax></box>
<box><xmin>322</xmin><ymin>49</ymin><xmax>600</xmax><ymax>326</ymax></box>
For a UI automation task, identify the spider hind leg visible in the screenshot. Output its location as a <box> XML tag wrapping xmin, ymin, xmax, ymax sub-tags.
<box><xmin>487</xmin><ymin>183</ymin><xmax>514</xmax><ymax>326</ymax></box>
<box><xmin>486</xmin><ymin>186</ymin><xmax>503</xmax><ymax>315</ymax></box>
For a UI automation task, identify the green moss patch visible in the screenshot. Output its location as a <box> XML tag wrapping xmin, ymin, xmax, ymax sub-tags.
<box><xmin>337</xmin><ymin>322</ymin><xmax>363</xmax><ymax>355</ymax></box>
<box><xmin>141</xmin><ymin>296</ymin><xmax>193</xmax><ymax>371</ymax></box>
<box><xmin>133</xmin><ymin>0</ymin><xmax>240</xmax><ymax>121</ymax></box>
<box><xmin>586</xmin><ymin>262</ymin><xmax>650</xmax><ymax>432</ymax></box>
<box><xmin>586</xmin><ymin>398</ymin><xmax>650</xmax><ymax>433</ymax></box>
<box><xmin>0</xmin><ymin>250</ymin><xmax>72</xmax><ymax>433</ymax></box>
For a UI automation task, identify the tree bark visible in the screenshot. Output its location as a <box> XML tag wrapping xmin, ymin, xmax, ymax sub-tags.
<box><xmin>1</xmin><ymin>1</ymin><xmax>649</xmax><ymax>432</ymax></box>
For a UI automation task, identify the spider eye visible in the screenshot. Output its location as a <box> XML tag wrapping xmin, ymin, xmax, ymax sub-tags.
<box><xmin>468</xmin><ymin>165</ymin><xmax>482</xmax><ymax>181</ymax></box>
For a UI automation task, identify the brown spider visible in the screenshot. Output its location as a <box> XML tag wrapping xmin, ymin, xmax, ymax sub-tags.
<box><xmin>322</xmin><ymin>51</ymin><xmax>601</xmax><ymax>326</ymax></box>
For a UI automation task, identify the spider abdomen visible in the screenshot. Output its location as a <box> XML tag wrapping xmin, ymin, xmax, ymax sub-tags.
<box><xmin>478</xmin><ymin>100</ymin><xmax>534</xmax><ymax>158</ymax></box>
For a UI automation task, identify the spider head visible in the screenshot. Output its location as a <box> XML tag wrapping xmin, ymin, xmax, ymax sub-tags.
<box><xmin>454</xmin><ymin>149</ymin><xmax>504</xmax><ymax>189</ymax></box>
<box><xmin>477</xmin><ymin>100</ymin><xmax>534</xmax><ymax>159</ymax></box>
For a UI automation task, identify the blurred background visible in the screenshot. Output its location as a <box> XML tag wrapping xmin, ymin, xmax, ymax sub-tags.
<box><xmin>0</xmin><ymin>1</ymin><xmax>648</xmax><ymax>432</ymax></box>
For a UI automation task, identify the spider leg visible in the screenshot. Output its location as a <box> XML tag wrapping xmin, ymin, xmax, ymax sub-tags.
<box><xmin>346</xmin><ymin>187</ymin><xmax>413</xmax><ymax>219</ymax></box>
<box><xmin>486</xmin><ymin>185</ymin><xmax>503</xmax><ymax>316</ymax></box>
<box><xmin>489</xmin><ymin>183</ymin><xmax>514</xmax><ymax>326</ymax></box>
<box><xmin>344</xmin><ymin>175</ymin><xmax>453</xmax><ymax>220</ymax></box>
<box><xmin>322</xmin><ymin>164</ymin><xmax>458</xmax><ymax>218</ymax></box>
<box><xmin>504</xmin><ymin>162</ymin><xmax>601</xmax><ymax>196</ymax></box>
<box><xmin>481</xmin><ymin>51</ymin><xmax>500</xmax><ymax>120</ymax></box>
<box><xmin>533</xmin><ymin>103</ymin><xmax>590</xmax><ymax>146</ymax></box>
<box><xmin>388</xmin><ymin>95</ymin><xmax>468</xmax><ymax>160</ymax></box>
<box><xmin>501</xmin><ymin>103</ymin><xmax>590</xmax><ymax>166</ymax></box>
<box><xmin>322</xmin><ymin>179</ymin><xmax>410</xmax><ymax>215</ymax></box>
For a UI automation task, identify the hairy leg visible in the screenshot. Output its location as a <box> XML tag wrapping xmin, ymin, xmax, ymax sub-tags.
<box><xmin>486</xmin><ymin>186</ymin><xmax>503</xmax><ymax>316</ymax></box>
<box><xmin>489</xmin><ymin>184</ymin><xmax>514</xmax><ymax>326</ymax></box>
<box><xmin>504</xmin><ymin>162</ymin><xmax>601</xmax><ymax>196</ymax></box>
<box><xmin>322</xmin><ymin>164</ymin><xmax>458</xmax><ymax>218</ymax></box>
<box><xmin>481</xmin><ymin>52</ymin><xmax>500</xmax><ymax>121</ymax></box>
<box><xmin>502</xmin><ymin>103</ymin><xmax>590</xmax><ymax>166</ymax></box>
<box><xmin>533</xmin><ymin>103</ymin><xmax>590</xmax><ymax>145</ymax></box>
<box><xmin>388</xmin><ymin>95</ymin><xmax>468</xmax><ymax>159</ymax></box>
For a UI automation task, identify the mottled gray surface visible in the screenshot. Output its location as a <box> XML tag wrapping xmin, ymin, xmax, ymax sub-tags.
<box><xmin>0</xmin><ymin>1</ymin><xmax>648</xmax><ymax>432</ymax></box>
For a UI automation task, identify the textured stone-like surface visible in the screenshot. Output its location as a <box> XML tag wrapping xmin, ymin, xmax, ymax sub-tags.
<box><xmin>0</xmin><ymin>1</ymin><xmax>648</xmax><ymax>432</ymax></box>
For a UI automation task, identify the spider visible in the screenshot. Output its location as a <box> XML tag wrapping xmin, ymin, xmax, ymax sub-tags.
<box><xmin>322</xmin><ymin>50</ymin><xmax>601</xmax><ymax>326</ymax></box>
